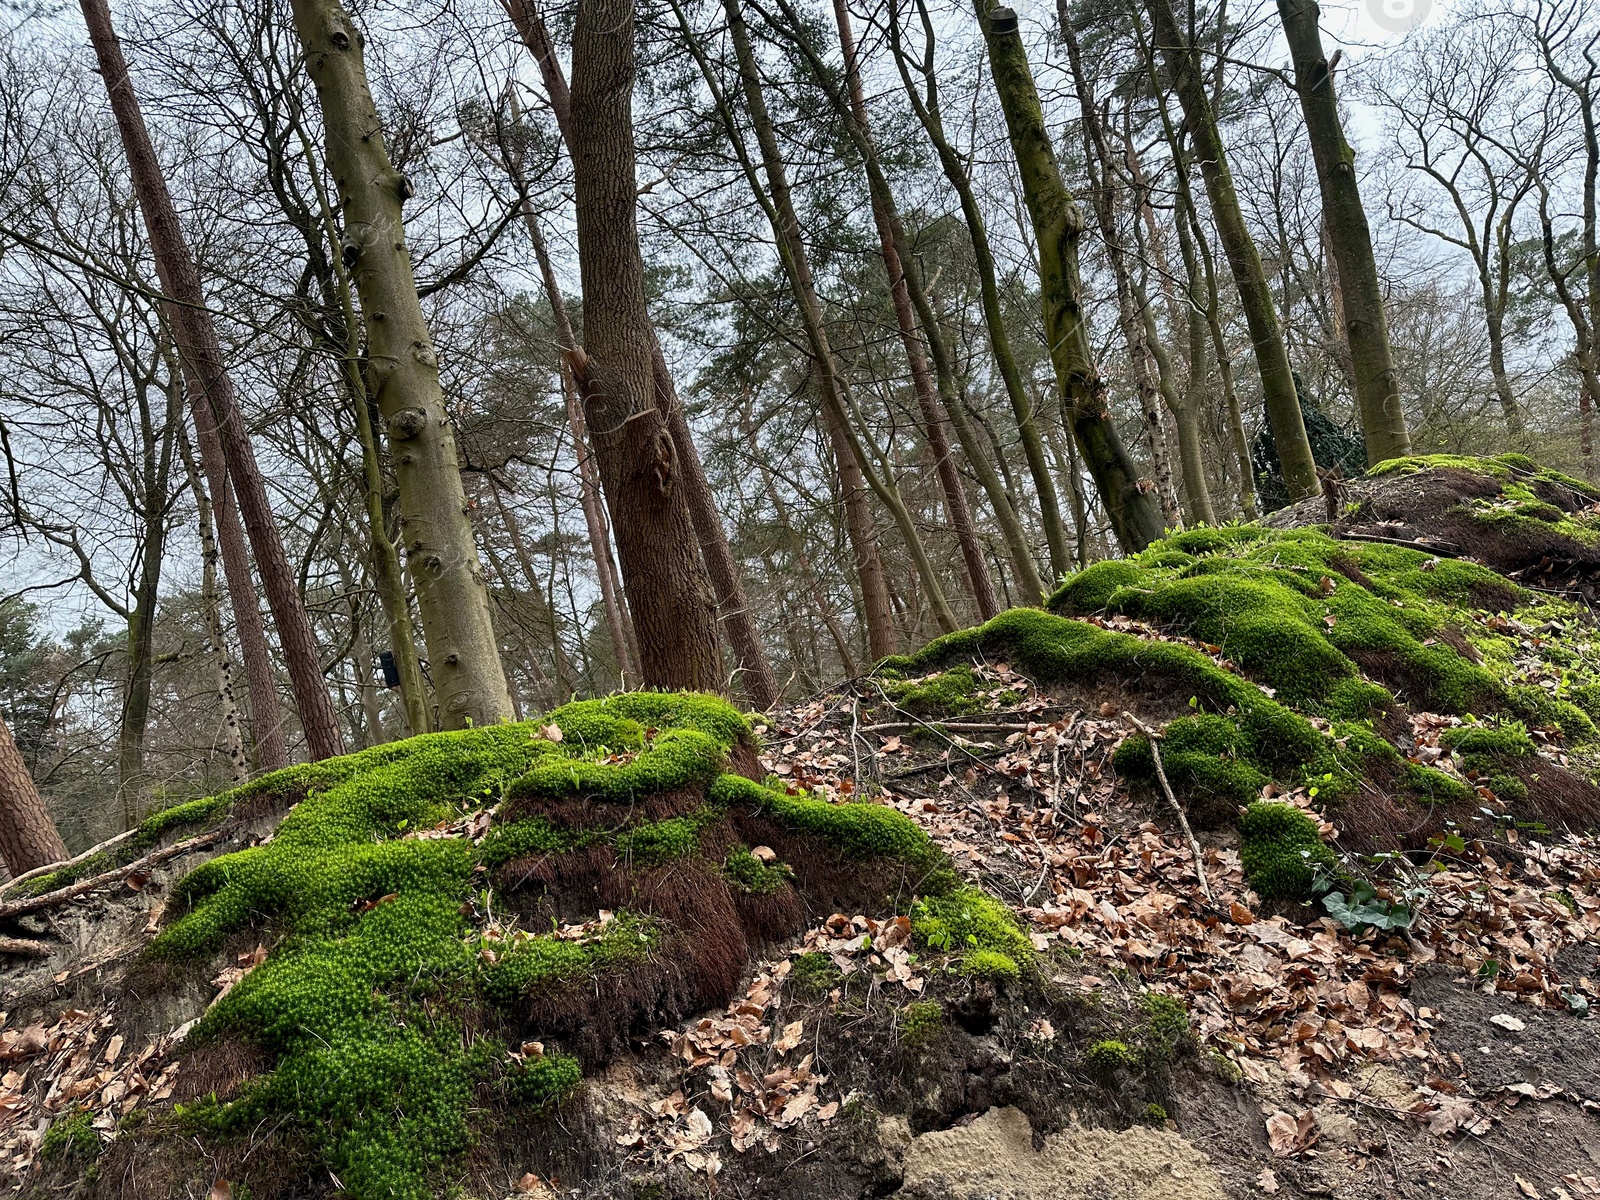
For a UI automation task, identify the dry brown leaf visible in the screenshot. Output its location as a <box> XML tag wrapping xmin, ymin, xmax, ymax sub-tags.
<box><xmin>208</xmin><ymin>1182</ymin><xmax>232</xmax><ymax>1200</ymax></box>
<box><xmin>540</xmin><ymin>723</ymin><xmax>562</xmax><ymax>743</ymax></box>
<box><xmin>773</xmin><ymin>1020</ymin><xmax>804</xmax><ymax>1055</ymax></box>
<box><xmin>1257</xmin><ymin>1166</ymin><xmax>1280</xmax><ymax>1194</ymax></box>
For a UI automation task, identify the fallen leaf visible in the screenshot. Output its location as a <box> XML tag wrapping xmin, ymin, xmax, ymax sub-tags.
<box><xmin>1518</xmin><ymin>1177</ymin><xmax>1542</xmax><ymax>1199</ymax></box>
<box><xmin>773</xmin><ymin>1020</ymin><xmax>804</xmax><ymax>1054</ymax></box>
<box><xmin>208</xmin><ymin>1182</ymin><xmax>232</xmax><ymax>1200</ymax></box>
<box><xmin>1257</xmin><ymin>1166</ymin><xmax>1280</xmax><ymax>1194</ymax></box>
<box><xmin>540</xmin><ymin>724</ymin><xmax>563</xmax><ymax>743</ymax></box>
<box><xmin>1491</xmin><ymin>1013</ymin><xmax>1527</xmax><ymax>1033</ymax></box>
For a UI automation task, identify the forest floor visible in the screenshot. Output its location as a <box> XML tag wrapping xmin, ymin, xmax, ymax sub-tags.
<box><xmin>1</xmin><ymin>454</ymin><xmax>1599</xmax><ymax>1199</ymax></box>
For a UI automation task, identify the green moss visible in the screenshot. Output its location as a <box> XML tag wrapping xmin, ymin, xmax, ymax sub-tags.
<box><xmin>40</xmin><ymin>1111</ymin><xmax>98</xmax><ymax>1161</ymax></box>
<box><xmin>19</xmin><ymin>853</ymin><xmax>109</xmax><ymax>897</ymax></box>
<box><xmin>883</xmin><ymin>665</ymin><xmax>984</xmax><ymax>715</ymax></box>
<box><xmin>1113</xmin><ymin>714</ymin><xmax>1268</xmax><ymax>810</ymax></box>
<box><xmin>1048</xmin><ymin>527</ymin><xmax>1518</xmax><ymax>719</ymax></box>
<box><xmin>1402</xmin><ymin>763</ymin><xmax>1474</xmax><ymax>806</ymax></box>
<box><xmin>711</xmin><ymin>774</ymin><xmax>953</xmax><ymax>890</ymax></box>
<box><xmin>897</xmin><ymin>1000</ymin><xmax>944</xmax><ymax>1049</ymax></box>
<box><xmin>1141</xmin><ymin>1103</ymin><xmax>1169</xmax><ymax>1123</ymax></box>
<box><xmin>1239</xmin><ymin>802</ymin><xmax>1339</xmax><ymax>901</ymax></box>
<box><xmin>1440</xmin><ymin>722</ymin><xmax>1536</xmax><ymax>758</ymax></box>
<box><xmin>1368</xmin><ymin>454</ymin><xmax>1514</xmax><ymax>480</ymax></box>
<box><xmin>1507</xmin><ymin>686</ymin><xmax>1597</xmax><ymax>742</ymax></box>
<box><xmin>1085</xmin><ymin>1039</ymin><xmax>1140</xmax><ymax>1072</ymax></box>
<box><xmin>506</xmin><ymin>1053</ymin><xmax>582</xmax><ymax>1110</ymax></box>
<box><xmin>1204</xmin><ymin>1050</ymin><xmax>1243</xmax><ymax>1085</ymax></box>
<box><xmin>480</xmin><ymin>914</ymin><xmax>658</xmax><ymax>1006</ymax></box>
<box><xmin>1139</xmin><ymin>992</ymin><xmax>1190</xmax><ymax>1062</ymax></box>
<box><xmin>722</xmin><ymin>845</ymin><xmax>793</xmax><ymax>894</ymax></box>
<box><xmin>912</xmin><ymin>886</ymin><xmax>1032</xmax><ymax>976</ymax></box>
<box><xmin>788</xmin><ymin>951</ymin><xmax>843</xmax><ymax>996</ymax></box>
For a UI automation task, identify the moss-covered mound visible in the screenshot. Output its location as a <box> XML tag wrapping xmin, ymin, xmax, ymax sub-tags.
<box><xmin>1269</xmin><ymin>452</ymin><xmax>1600</xmax><ymax>590</ymax></box>
<box><xmin>142</xmin><ymin>692</ymin><xmax>1025</xmax><ymax>1200</ymax></box>
<box><xmin>887</xmin><ymin>496</ymin><xmax>1600</xmax><ymax>855</ymax></box>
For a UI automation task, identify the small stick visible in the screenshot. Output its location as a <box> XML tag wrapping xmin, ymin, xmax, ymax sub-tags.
<box><xmin>1123</xmin><ymin>712</ymin><xmax>1216</xmax><ymax>906</ymax></box>
<box><xmin>0</xmin><ymin>827</ymin><xmax>229</xmax><ymax>924</ymax></box>
<box><xmin>0</xmin><ymin>826</ymin><xmax>141</xmax><ymax>897</ymax></box>
<box><xmin>0</xmin><ymin>937</ymin><xmax>51</xmax><ymax>958</ymax></box>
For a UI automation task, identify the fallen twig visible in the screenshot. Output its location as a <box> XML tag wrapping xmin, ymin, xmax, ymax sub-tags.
<box><xmin>1123</xmin><ymin>711</ymin><xmax>1216</xmax><ymax>907</ymax></box>
<box><xmin>0</xmin><ymin>937</ymin><xmax>51</xmax><ymax>958</ymax></box>
<box><xmin>0</xmin><ymin>826</ymin><xmax>142</xmax><ymax>898</ymax></box>
<box><xmin>0</xmin><ymin>827</ymin><xmax>229</xmax><ymax>924</ymax></box>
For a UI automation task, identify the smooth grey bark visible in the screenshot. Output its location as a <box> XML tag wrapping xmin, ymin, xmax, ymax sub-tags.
<box><xmin>289</xmin><ymin>0</ymin><xmax>513</xmax><ymax>728</ymax></box>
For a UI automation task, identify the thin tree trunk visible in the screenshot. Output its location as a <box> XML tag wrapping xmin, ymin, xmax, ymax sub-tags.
<box><xmin>1536</xmin><ymin>180</ymin><xmax>1600</xmax><ymax>478</ymax></box>
<box><xmin>81</xmin><ymin>0</ymin><xmax>345</xmax><ymax>759</ymax></box>
<box><xmin>716</xmin><ymin>0</ymin><xmax>958</xmax><ymax>640</ymax></box>
<box><xmin>978</xmin><ymin>3</ymin><xmax>1166</xmax><ymax>552</ymax></box>
<box><xmin>177</xmin><ymin>425</ymin><xmax>249</xmax><ymax>783</ymax></box>
<box><xmin>1138</xmin><ymin>12</ymin><xmax>1255</xmax><ymax>517</ymax></box>
<box><xmin>289</xmin><ymin>0</ymin><xmax>512</xmax><ymax>728</ymax></box>
<box><xmin>1061</xmin><ymin>17</ymin><xmax>1180</xmax><ymax>527</ymax></box>
<box><xmin>888</xmin><ymin>0</ymin><xmax>1069</xmax><ymax>579</ymax></box>
<box><xmin>567</xmin><ymin>0</ymin><xmax>725</xmax><ymax>691</ymax></box>
<box><xmin>500</xmin><ymin>2</ymin><xmax>776</xmax><ymax>706</ymax></box>
<box><xmin>745</xmin><ymin>418</ymin><xmax>860</xmax><ymax>676</ymax></box>
<box><xmin>0</xmin><ymin>714</ymin><xmax>67</xmax><ymax>874</ymax></box>
<box><xmin>115</xmin><ymin>373</ymin><xmax>177</xmax><ymax>830</ymax></box>
<box><xmin>511</xmin><ymin>185</ymin><xmax>642</xmax><ymax>687</ymax></box>
<box><xmin>827</xmin><ymin>0</ymin><xmax>998</xmax><ymax>619</ymax></box>
<box><xmin>1277</xmin><ymin>0</ymin><xmax>1411</xmax><ymax>464</ymax></box>
<box><xmin>1141</xmin><ymin>0</ymin><xmax>1321</xmax><ymax>503</ymax></box>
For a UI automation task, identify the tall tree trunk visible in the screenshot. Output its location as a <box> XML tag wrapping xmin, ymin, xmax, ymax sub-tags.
<box><xmin>668</xmin><ymin>0</ymin><xmax>899</xmax><ymax>656</ymax></box>
<box><xmin>1060</xmin><ymin>15</ymin><xmax>1181</xmax><ymax>527</ymax></box>
<box><xmin>510</xmin><ymin>182</ymin><xmax>642</xmax><ymax>687</ymax></box>
<box><xmin>500</xmin><ymin>1</ymin><xmax>776</xmax><ymax>707</ymax></box>
<box><xmin>1277</xmin><ymin>0</ymin><xmax>1411</xmax><ymax>464</ymax></box>
<box><xmin>1140</xmin><ymin>43</ymin><xmax>1256</xmax><ymax>518</ymax></box>
<box><xmin>1141</xmin><ymin>0</ymin><xmax>1321</xmax><ymax>503</ymax></box>
<box><xmin>289</xmin><ymin>0</ymin><xmax>512</xmax><ymax>728</ymax></box>
<box><xmin>826</xmin><ymin>0</ymin><xmax>998</xmax><ymax>619</ymax></box>
<box><xmin>888</xmin><ymin>0</ymin><xmax>1069</xmax><ymax>579</ymax></box>
<box><xmin>82</xmin><ymin>0</ymin><xmax>344</xmax><ymax>759</ymax></box>
<box><xmin>116</xmin><ymin>466</ymin><xmax>167</xmax><ymax>831</ymax></box>
<box><xmin>978</xmin><ymin>3</ymin><xmax>1166</xmax><ymax>552</ymax></box>
<box><xmin>177</xmin><ymin>425</ymin><xmax>249</xmax><ymax>782</ymax></box>
<box><xmin>0</xmin><ymin>713</ymin><xmax>67</xmax><ymax>873</ymax></box>
<box><xmin>709</xmin><ymin>0</ymin><xmax>958</xmax><ymax>643</ymax></box>
<box><xmin>567</xmin><ymin>0</ymin><xmax>725</xmax><ymax>691</ymax></box>
<box><xmin>274</xmin><ymin>110</ymin><xmax>432</xmax><ymax>737</ymax></box>
<box><xmin>1536</xmin><ymin>180</ymin><xmax>1600</xmax><ymax>478</ymax></box>
<box><xmin>115</xmin><ymin>371</ymin><xmax>178</xmax><ymax>829</ymax></box>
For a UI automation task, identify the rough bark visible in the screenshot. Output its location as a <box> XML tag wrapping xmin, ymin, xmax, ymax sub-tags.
<box><xmin>506</xmin><ymin>179</ymin><xmax>641</xmax><ymax>687</ymax></box>
<box><xmin>888</xmin><ymin>0</ymin><xmax>1069</xmax><ymax>580</ymax></box>
<box><xmin>499</xmin><ymin>5</ymin><xmax>776</xmax><ymax>706</ymax></box>
<box><xmin>827</xmin><ymin>0</ymin><xmax>998</xmax><ymax>619</ymax></box>
<box><xmin>0</xmin><ymin>714</ymin><xmax>67</xmax><ymax>875</ymax></box>
<box><xmin>568</xmin><ymin>0</ymin><xmax>725</xmax><ymax>691</ymax></box>
<box><xmin>176</xmin><ymin>427</ymin><xmax>249</xmax><ymax>782</ymax></box>
<box><xmin>978</xmin><ymin>3</ymin><xmax>1166</xmax><ymax>552</ymax></box>
<box><xmin>1142</xmin><ymin>0</ymin><xmax>1321</xmax><ymax>503</ymax></box>
<box><xmin>289</xmin><ymin>0</ymin><xmax>512</xmax><ymax>728</ymax></box>
<box><xmin>80</xmin><ymin>0</ymin><xmax>344</xmax><ymax>759</ymax></box>
<box><xmin>1277</xmin><ymin>0</ymin><xmax>1411</xmax><ymax>464</ymax></box>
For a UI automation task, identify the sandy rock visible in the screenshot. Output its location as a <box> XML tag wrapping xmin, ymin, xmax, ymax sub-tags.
<box><xmin>896</xmin><ymin>1105</ymin><xmax>1226</xmax><ymax>1200</ymax></box>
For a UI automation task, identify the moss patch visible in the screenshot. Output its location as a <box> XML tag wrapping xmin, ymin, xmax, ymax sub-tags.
<box><xmin>1240</xmin><ymin>802</ymin><xmax>1339</xmax><ymax>901</ymax></box>
<box><xmin>150</xmin><ymin>692</ymin><xmax>986</xmax><ymax>1200</ymax></box>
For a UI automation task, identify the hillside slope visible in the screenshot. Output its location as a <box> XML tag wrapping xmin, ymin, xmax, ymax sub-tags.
<box><xmin>2</xmin><ymin>454</ymin><xmax>1599</xmax><ymax>1200</ymax></box>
